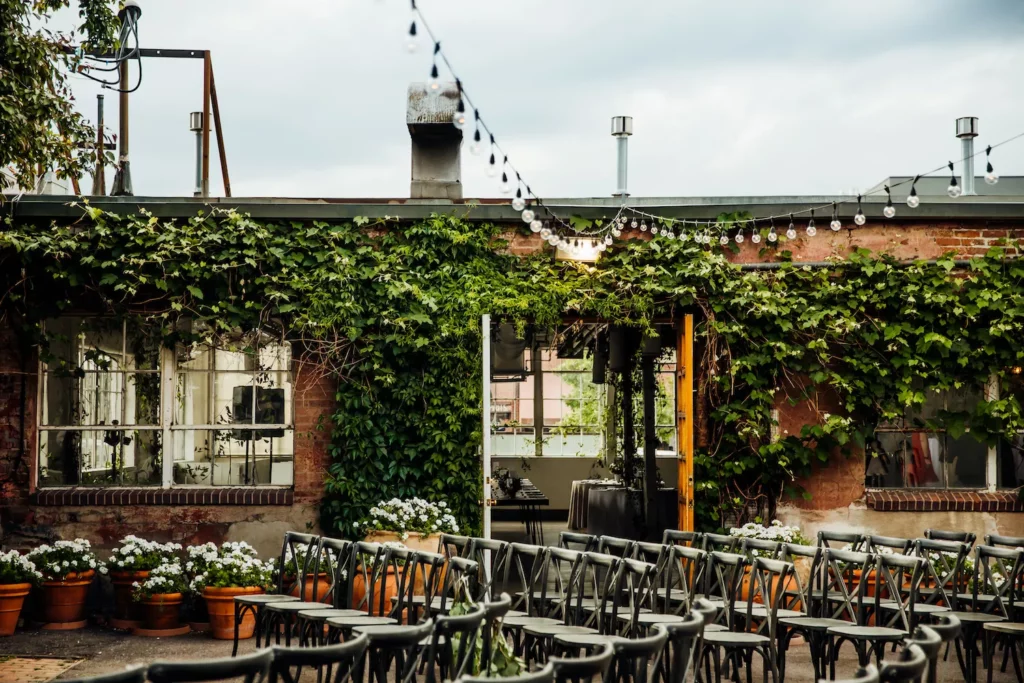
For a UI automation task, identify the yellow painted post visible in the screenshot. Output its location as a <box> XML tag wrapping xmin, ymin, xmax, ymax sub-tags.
<box><xmin>677</xmin><ymin>314</ymin><xmax>695</xmax><ymax>531</ymax></box>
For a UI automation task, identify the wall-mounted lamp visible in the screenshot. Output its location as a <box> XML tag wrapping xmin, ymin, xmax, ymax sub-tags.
<box><xmin>555</xmin><ymin>236</ymin><xmax>601</xmax><ymax>263</ymax></box>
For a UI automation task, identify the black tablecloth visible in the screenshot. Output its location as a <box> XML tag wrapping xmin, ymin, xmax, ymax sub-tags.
<box><xmin>587</xmin><ymin>487</ymin><xmax>678</xmax><ymax>539</ymax></box>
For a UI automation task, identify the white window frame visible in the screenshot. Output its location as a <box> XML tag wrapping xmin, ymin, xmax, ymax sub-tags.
<box><xmin>36</xmin><ymin>320</ymin><xmax>294</xmax><ymax>489</ymax></box>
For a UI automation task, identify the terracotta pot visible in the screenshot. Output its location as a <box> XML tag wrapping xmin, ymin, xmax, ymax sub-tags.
<box><xmin>110</xmin><ymin>570</ymin><xmax>150</xmax><ymax>622</ymax></box>
<box><xmin>141</xmin><ymin>593</ymin><xmax>183</xmax><ymax>631</ymax></box>
<box><xmin>363</xmin><ymin>530</ymin><xmax>441</xmax><ymax>554</ymax></box>
<box><xmin>287</xmin><ymin>573</ymin><xmax>331</xmax><ymax>603</ymax></box>
<box><xmin>351</xmin><ymin>566</ymin><xmax>399</xmax><ymax>617</ymax></box>
<box><xmin>39</xmin><ymin>570</ymin><xmax>95</xmax><ymax>625</ymax></box>
<box><xmin>0</xmin><ymin>583</ymin><xmax>32</xmax><ymax>636</ymax></box>
<box><xmin>203</xmin><ymin>586</ymin><xmax>263</xmax><ymax>640</ymax></box>
<box><xmin>738</xmin><ymin>567</ymin><xmax>798</xmax><ymax>604</ymax></box>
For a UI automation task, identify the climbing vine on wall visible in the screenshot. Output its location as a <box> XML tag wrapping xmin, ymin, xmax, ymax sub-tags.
<box><xmin>1</xmin><ymin>206</ymin><xmax>1023</xmax><ymax>533</ymax></box>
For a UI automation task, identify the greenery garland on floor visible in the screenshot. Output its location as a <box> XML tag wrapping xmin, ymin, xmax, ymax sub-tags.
<box><xmin>1</xmin><ymin>207</ymin><xmax>1022</xmax><ymax>532</ymax></box>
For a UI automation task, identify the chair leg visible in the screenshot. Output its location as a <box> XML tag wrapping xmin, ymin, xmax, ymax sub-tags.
<box><xmin>232</xmin><ymin>602</ymin><xmax>242</xmax><ymax>657</ymax></box>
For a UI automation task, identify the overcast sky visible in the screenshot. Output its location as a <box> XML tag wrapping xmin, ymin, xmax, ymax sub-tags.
<box><xmin>58</xmin><ymin>0</ymin><xmax>1024</xmax><ymax>200</ymax></box>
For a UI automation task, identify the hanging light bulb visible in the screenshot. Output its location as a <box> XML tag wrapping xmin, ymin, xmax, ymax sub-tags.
<box><xmin>521</xmin><ymin>208</ymin><xmax>535</xmax><ymax>223</ymax></box>
<box><xmin>651</xmin><ymin>225</ymin><xmax>659</xmax><ymax>235</ymax></box>
<box><xmin>530</xmin><ymin>219</ymin><xmax>543</xmax><ymax>233</ymax></box>
<box><xmin>786</xmin><ymin>215</ymin><xmax>797</xmax><ymax>240</ymax></box>
<box><xmin>597</xmin><ymin>241</ymin><xmax>607</xmax><ymax>252</ymax></box>
<box><xmin>678</xmin><ymin>231</ymin><xmax>688</xmax><ymax>242</ymax></box>
<box><xmin>719</xmin><ymin>234</ymin><xmax>730</xmax><ymax>246</ymax></box>
<box><xmin>611</xmin><ymin>226</ymin><xmax>621</xmax><ymax>238</ymax></box>
<box><xmin>946</xmin><ymin>162</ymin><xmax>961</xmax><ymax>198</ymax></box>
<box><xmin>854</xmin><ymin>195</ymin><xmax>866</xmax><ymax>226</ymax></box>
<box><xmin>751</xmin><ymin>230</ymin><xmax>761</xmax><ymax>244</ymax></box>
<box><xmin>406</xmin><ymin>19</ymin><xmax>418</xmax><ymax>53</ymax></box>
<box><xmin>539</xmin><ymin>227</ymin><xmax>551</xmax><ymax>239</ymax></box>
<box><xmin>767</xmin><ymin>219</ymin><xmax>777</xmax><ymax>243</ymax></box>
<box><xmin>604</xmin><ymin>234</ymin><xmax>613</xmax><ymax>245</ymax></box>
<box><xmin>830</xmin><ymin>202</ymin><xmax>842</xmax><ymax>231</ymax></box>
<box><xmin>452</xmin><ymin>103</ymin><xmax>467</xmax><ymax>131</ymax></box>
<box><xmin>500</xmin><ymin>172</ymin><xmax>511</xmax><ymax>194</ymax></box>
<box><xmin>639</xmin><ymin>222</ymin><xmax>648</xmax><ymax>232</ymax></box>
<box><xmin>486</xmin><ymin>150</ymin><xmax>498</xmax><ymax>178</ymax></box>
<box><xmin>883</xmin><ymin>186</ymin><xmax>896</xmax><ymax>218</ymax></box>
<box><xmin>631</xmin><ymin>219</ymin><xmax>638</xmax><ymax>229</ymax></box>
<box><xmin>735</xmin><ymin>229</ymin><xmax>745</xmax><ymax>244</ymax></box>
<box><xmin>511</xmin><ymin>188</ymin><xmax>526</xmax><ymax>212</ymax></box>
<box><xmin>985</xmin><ymin>145</ymin><xmax>999</xmax><ymax>185</ymax></box>
<box><xmin>806</xmin><ymin>210</ymin><xmax>817</xmax><ymax>237</ymax></box>
<box><xmin>665</xmin><ymin>230</ymin><xmax>675</xmax><ymax>240</ymax></box>
<box><xmin>469</xmin><ymin>128</ymin><xmax>482</xmax><ymax>155</ymax></box>
<box><xmin>906</xmin><ymin>182</ymin><xmax>920</xmax><ymax>208</ymax></box>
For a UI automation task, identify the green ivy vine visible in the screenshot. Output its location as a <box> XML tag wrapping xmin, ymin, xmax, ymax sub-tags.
<box><xmin>1</xmin><ymin>206</ymin><xmax>1022</xmax><ymax>533</ymax></box>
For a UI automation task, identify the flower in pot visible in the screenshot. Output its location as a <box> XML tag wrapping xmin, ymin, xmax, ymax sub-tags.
<box><xmin>131</xmin><ymin>560</ymin><xmax>188</xmax><ymax>632</ymax></box>
<box><xmin>106</xmin><ymin>535</ymin><xmax>182</xmax><ymax>628</ymax></box>
<box><xmin>183</xmin><ymin>542</ymin><xmax>219</xmax><ymax>629</ymax></box>
<box><xmin>729</xmin><ymin>521</ymin><xmax>811</xmax><ymax>600</ymax></box>
<box><xmin>191</xmin><ymin>543</ymin><xmax>274</xmax><ymax>640</ymax></box>
<box><xmin>24</xmin><ymin>538</ymin><xmax>104</xmax><ymax>628</ymax></box>
<box><xmin>357</xmin><ymin>497</ymin><xmax>460</xmax><ymax>552</ymax></box>
<box><xmin>0</xmin><ymin>550</ymin><xmax>44</xmax><ymax>636</ymax></box>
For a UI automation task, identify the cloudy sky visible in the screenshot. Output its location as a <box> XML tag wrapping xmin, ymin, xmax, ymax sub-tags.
<box><xmin>59</xmin><ymin>0</ymin><xmax>1024</xmax><ymax>200</ymax></box>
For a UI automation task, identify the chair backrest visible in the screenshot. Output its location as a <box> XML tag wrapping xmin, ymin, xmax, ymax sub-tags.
<box><xmin>739</xmin><ymin>537</ymin><xmax>781</xmax><ymax>560</ymax></box>
<box><xmin>608</xmin><ymin>556</ymin><xmax>656</xmax><ymax>636</ymax></box>
<box><xmin>467</xmin><ymin>538</ymin><xmax>510</xmax><ymax>600</ymax></box>
<box><xmin>984</xmin><ymin>533</ymin><xmax>1024</xmax><ymax>549</ymax></box>
<box><xmin>549</xmin><ymin>642</ymin><xmax>613</xmax><ymax>683</ymax></box>
<box><xmin>437</xmin><ymin>556</ymin><xmax>480</xmax><ymax>614</ymax></box>
<box><xmin>661</xmin><ymin>611</ymin><xmax>705</xmax><ymax>683</ymax></box>
<box><xmin>543</xmin><ymin>547</ymin><xmax>587</xmax><ymax>623</ymax></box>
<box><xmin>503</xmin><ymin>543</ymin><xmax>547</xmax><ymax>616</ymax></box>
<box><xmin>388</xmin><ymin>547</ymin><xmax>445</xmax><ymax>624</ymax></box>
<box><xmin>821</xmin><ymin>548</ymin><xmax>874</xmax><ymax>624</ymax></box>
<box><xmin>911</xmin><ymin>538</ymin><xmax>970</xmax><ymax>611</ymax></box>
<box><xmin>968</xmin><ymin>544</ymin><xmax>1024</xmax><ymax>617</ymax></box>
<box><xmin>738</xmin><ymin>557</ymin><xmax>793</xmax><ymax>642</ymax></box>
<box><xmin>270</xmin><ymin>632</ymin><xmax>369</xmax><ymax>683</ymax></box>
<box><xmin>62</xmin><ymin>666</ymin><xmax>147</xmax><ymax>683</ymax></box>
<box><xmin>558</xmin><ymin>531</ymin><xmax>598</xmax><ymax>553</ymax></box>
<box><xmin>439</xmin><ymin>534</ymin><xmax>473</xmax><ymax>559</ymax></box>
<box><xmin>147</xmin><ymin>650</ymin><xmax>273</xmax><ymax>683</ymax></box>
<box><xmin>480</xmin><ymin>593</ymin><xmax>513</xmax><ymax>675</ymax></box>
<box><xmin>661</xmin><ymin>545</ymin><xmax>708</xmax><ymax>616</ymax></box>
<box><xmin>381</xmin><ymin>620</ymin><xmax>436</xmax><ymax>683</ymax></box>
<box><xmin>878</xmin><ymin>644</ymin><xmax>926</xmax><ymax>683</ymax></box>
<box><xmin>702</xmin><ymin>533</ymin><xmax>737</xmax><ymax>553</ymax></box>
<box><xmin>864</xmin><ymin>535</ymin><xmax>913</xmax><ymax>555</ymax></box>
<box><xmin>606</xmin><ymin>622</ymin><xmax>669</xmax><ymax>683</ymax></box>
<box><xmin>424</xmin><ymin>603</ymin><xmax>485</xmax><ymax>683</ymax></box>
<box><xmin>903</xmin><ymin>625</ymin><xmax>941</xmax><ymax>683</ymax></box>
<box><xmin>632</xmin><ymin>541</ymin><xmax>668</xmax><ymax>566</ymax></box>
<box><xmin>662</xmin><ymin>529</ymin><xmax>702</xmax><ymax>548</ymax></box>
<box><xmin>817</xmin><ymin>529</ymin><xmax>864</xmax><ymax>551</ymax></box>
<box><xmin>827</xmin><ymin>664</ymin><xmax>879</xmax><ymax>683</ymax></box>
<box><xmin>278</xmin><ymin>531</ymin><xmax>320</xmax><ymax>596</ymax></box>
<box><xmin>347</xmin><ymin>541</ymin><xmax>386</xmax><ymax>613</ymax></box>
<box><xmin>315</xmin><ymin>537</ymin><xmax>352</xmax><ymax>609</ymax></box>
<box><xmin>925</xmin><ymin>529</ymin><xmax>977</xmax><ymax>546</ymax></box>
<box><xmin>705</xmin><ymin>551</ymin><xmax>749</xmax><ymax>628</ymax></box>
<box><xmin>925</xmin><ymin>614</ymin><xmax>961</xmax><ymax>648</ymax></box>
<box><xmin>597</xmin><ymin>535</ymin><xmax>636</xmax><ymax>558</ymax></box>
<box><xmin>779</xmin><ymin>543</ymin><xmax>823</xmax><ymax>617</ymax></box>
<box><xmin>580</xmin><ymin>551</ymin><xmax>621</xmax><ymax>632</ymax></box>
<box><xmin>459</xmin><ymin>663</ymin><xmax>554</xmax><ymax>683</ymax></box>
<box><xmin>873</xmin><ymin>553</ymin><xmax>925</xmax><ymax>632</ymax></box>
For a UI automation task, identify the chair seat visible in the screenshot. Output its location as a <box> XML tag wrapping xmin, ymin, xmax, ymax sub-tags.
<box><xmin>956</xmin><ymin>593</ymin><xmax>997</xmax><ymax>603</ymax></box>
<box><xmin>875</xmin><ymin>602</ymin><xmax>949</xmax><ymax>614</ymax></box>
<box><xmin>236</xmin><ymin>594</ymin><xmax>299</xmax><ymax>605</ymax></box>
<box><xmin>326</xmin><ymin>616</ymin><xmax>397</xmax><ymax>628</ymax></box>
<box><xmin>944</xmin><ymin>610</ymin><xmax>1006</xmax><ymax>624</ymax></box>
<box><xmin>266</xmin><ymin>600</ymin><xmax>332</xmax><ymax>612</ymax></box>
<box><xmin>693</xmin><ymin>595</ymin><xmax>726</xmax><ymax>610</ymax></box>
<box><xmin>983</xmin><ymin>622</ymin><xmax>1024</xmax><ymax>634</ymax></box>
<box><xmin>523</xmin><ymin>624</ymin><xmax>597</xmax><ymax>637</ymax></box>
<box><xmin>779</xmin><ymin>616</ymin><xmax>847</xmax><ymax>631</ymax></box>
<box><xmin>503</xmin><ymin>615</ymin><xmax>560</xmax><ymax>628</ymax></box>
<box><xmin>739</xmin><ymin>606</ymin><xmax>804</xmax><ymax>619</ymax></box>
<box><xmin>298</xmin><ymin>608</ymin><xmax>366</xmax><ymax>620</ymax></box>
<box><xmin>704</xmin><ymin>624</ymin><xmax>728</xmax><ymax>632</ymax></box>
<box><xmin>585</xmin><ymin>603</ymin><xmax>651</xmax><ymax>615</ymax></box>
<box><xmin>703</xmin><ymin>631</ymin><xmax>769</xmax><ymax>646</ymax></box>
<box><xmin>506</xmin><ymin>610</ymin><xmax>526</xmax><ymax>618</ymax></box>
<box><xmin>827</xmin><ymin>625</ymin><xmax>906</xmax><ymax>641</ymax></box>
<box><xmin>631</xmin><ymin>613</ymin><xmax>690</xmax><ymax>625</ymax></box>
<box><xmin>554</xmin><ymin>633</ymin><xmax>626</xmax><ymax>648</ymax></box>
<box><xmin>350</xmin><ymin>623</ymin><xmax>422</xmax><ymax>639</ymax></box>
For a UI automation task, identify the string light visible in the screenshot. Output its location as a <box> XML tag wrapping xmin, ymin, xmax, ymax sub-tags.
<box><xmin>735</xmin><ymin>227</ymin><xmax>745</xmax><ymax>243</ymax></box>
<box><xmin>906</xmin><ymin>176</ymin><xmax>920</xmax><ymax>208</ymax></box>
<box><xmin>830</xmin><ymin>203</ymin><xmax>842</xmax><ymax>231</ymax></box>
<box><xmin>469</xmin><ymin>112</ymin><xmax>482</xmax><ymax>155</ymax></box>
<box><xmin>512</xmin><ymin>187</ymin><xmax>526</xmax><ymax>212</ymax></box>
<box><xmin>985</xmin><ymin>145</ymin><xmax>999</xmax><ymax>185</ymax></box>
<box><xmin>719</xmin><ymin>233</ymin><xmax>730</xmax><ymax>246</ymax></box>
<box><xmin>650</xmin><ymin>223</ymin><xmax>659</xmax><ymax>235</ymax></box>
<box><xmin>767</xmin><ymin>218</ymin><xmax>777</xmax><ymax>243</ymax></box>
<box><xmin>486</xmin><ymin>135</ymin><xmax>498</xmax><ymax>177</ymax></box>
<box><xmin>883</xmin><ymin>186</ymin><xmax>896</xmax><ymax>218</ymax></box>
<box><xmin>530</xmin><ymin>219</ymin><xmax>543</xmax><ymax>232</ymax></box>
<box><xmin>521</xmin><ymin>208</ymin><xmax>535</xmax><ymax>223</ymax></box>
<box><xmin>639</xmin><ymin>221</ymin><xmax>646</xmax><ymax>232</ymax></box>
<box><xmin>946</xmin><ymin>162</ymin><xmax>961</xmax><ymax>198</ymax></box>
<box><xmin>452</xmin><ymin>81</ymin><xmax>467</xmax><ymax>130</ymax></box>
<box><xmin>854</xmin><ymin>195</ymin><xmax>867</xmax><ymax>226</ymax></box>
<box><xmin>538</xmin><ymin>225</ymin><xmax>549</xmax><ymax>237</ymax></box>
<box><xmin>806</xmin><ymin>209</ymin><xmax>817</xmax><ymax>236</ymax></box>
<box><xmin>786</xmin><ymin>214</ymin><xmax>797</xmax><ymax>240</ymax></box>
<box><xmin>406</xmin><ymin>15</ymin><xmax>418</xmax><ymax>52</ymax></box>
<box><xmin>499</xmin><ymin>157</ymin><xmax>511</xmax><ymax>193</ymax></box>
<box><xmin>428</xmin><ymin>42</ymin><xmax>441</xmax><ymax>91</ymax></box>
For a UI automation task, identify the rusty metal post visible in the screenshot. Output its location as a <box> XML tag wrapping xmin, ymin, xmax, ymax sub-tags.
<box><xmin>91</xmin><ymin>95</ymin><xmax>106</xmax><ymax>195</ymax></box>
<box><xmin>208</xmin><ymin>59</ymin><xmax>231</xmax><ymax>197</ymax></box>
<box><xmin>201</xmin><ymin>52</ymin><xmax>211</xmax><ymax>197</ymax></box>
<box><xmin>110</xmin><ymin>60</ymin><xmax>133</xmax><ymax>195</ymax></box>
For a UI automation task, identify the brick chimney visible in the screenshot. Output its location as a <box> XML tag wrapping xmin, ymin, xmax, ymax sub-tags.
<box><xmin>407</xmin><ymin>83</ymin><xmax>463</xmax><ymax>200</ymax></box>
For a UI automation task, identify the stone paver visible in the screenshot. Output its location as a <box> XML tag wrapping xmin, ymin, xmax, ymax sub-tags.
<box><xmin>0</xmin><ymin>657</ymin><xmax>82</xmax><ymax>683</ymax></box>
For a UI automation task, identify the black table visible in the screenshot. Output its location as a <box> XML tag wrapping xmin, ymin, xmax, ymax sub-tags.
<box><xmin>493</xmin><ymin>478</ymin><xmax>549</xmax><ymax>545</ymax></box>
<box><xmin>587</xmin><ymin>486</ymin><xmax>678</xmax><ymax>540</ymax></box>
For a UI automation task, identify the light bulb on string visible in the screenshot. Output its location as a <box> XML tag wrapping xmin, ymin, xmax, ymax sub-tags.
<box><xmin>604</xmin><ymin>234</ymin><xmax>613</xmax><ymax>245</ymax></box>
<box><xmin>906</xmin><ymin>177</ymin><xmax>920</xmax><ymax>208</ymax></box>
<box><xmin>539</xmin><ymin>227</ymin><xmax>550</xmax><ymax>239</ymax></box>
<box><xmin>946</xmin><ymin>162</ymin><xmax>961</xmax><ymax>198</ymax></box>
<box><xmin>530</xmin><ymin>219</ymin><xmax>543</xmax><ymax>233</ymax></box>
<box><xmin>854</xmin><ymin>196</ymin><xmax>867</xmax><ymax>226</ymax></box>
<box><xmin>806</xmin><ymin>210</ymin><xmax>817</xmax><ymax>237</ymax></box>
<box><xmin>985</xmin><ymin>145</ymin><xmax>999</xmax><ymax>185</ymax></box>
<box><xmin>651</xmin><ymin>224</ymin><xmax>659</xmax><ymax>235</ymax></box>
<box><xmin>486</xmin><ymin>148</ymin><xmax>498</xmax><ymax>178</ymax></box>
<box><xmin>830</xmin><ymin>202</ymin><xmax>842</xmax><ymax>231</ymax></box>
<box><xmin>750</xmin><ymin>221</ymin><xmax>761</xmax><ymax>244</ymax></box>
<box><xmin>469</xmin><ymin>127</ymin><xmax>482</xmax><ymax>155</ymax></box>
<box><xmin>639</xmin><ymin>222</ymin><xmax>648</xmax><ymax>232</ymax></box>
<box><xmin>547</xmin><ymin>235</ymin><xmax>559</xmax><ymax>246</ymax></box>
<box><xmin>406</xmin><ymin>19</ymin><xmax>418</xmax><ymax>53</ymax></box>
<box><xmin>511</xmin><ymin>187</ymin><xmax>525</xmax><ymax>212</ymax></box>
<box><xmin>719</xmin><ymin>233</ymin><xmax>730</xmax><ymax>246</ymax></box>
<box><xmin>786</xmin><ymin>214</ymin><xmax>797</xmax><ymax>240</ymax></box>
<box><xmin>679</xmin><ymin>231</ymin><xmax>688</xmax><ymax>242</ymax></box>
<box><xmin>666</xmin><ymin>229</ymin><xmax>675</xmax><ymax>240</ymax></box>
<box><xmin>428</xmin><ymin>43</ymin><xmax>442</xmax><ymax>91</ymax></box>
<box><xmin>735</xmin><ymin>228</ymin><xmax>745</xmax><ymax>244</ymax></box>
<box><xmin>883</xmin><ymin>186</ymin><xmax>896</xmax><ymax>218</ymax></box>
<box><xmin>521</xmin><ymin>208</ymin><xmax>535</xmax><ymax>223</ymax></box>
<box><xmin>611</xmin><ymin>227</ymin><xmax>621</xmax><ymax>238</ymax></box>
<box><xmin>767</xmin><ymin>219</ymin><xmax>777</xmax><ymax>243</ymax></box>
<box><xmin>631</xmin><ymin>219</ymin><xmax>638</xmax><ymax>229</ymax></box>
<box><xmin>500</xmin><ymin>171</ymin><xmax>511</xmax><ymax>194</ymax></box>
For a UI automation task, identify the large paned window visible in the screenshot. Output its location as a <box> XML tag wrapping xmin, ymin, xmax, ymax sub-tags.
<box><xmin>38</xmin><ymin>318</ymin><xmax>293</xmax><ymax>488</ymax></box>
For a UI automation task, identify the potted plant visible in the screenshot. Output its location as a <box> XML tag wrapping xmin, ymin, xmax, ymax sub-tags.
<box><xmin>132</xmin><ymin>560</ymin><xmax>189</xmax><ymax>635</ymax></box>
<box><xmin>351</xmin><ymin>541</ymin><xmax>406</xmax><ymax>615</ymax></box>
<box><xmin>25</xmin><ymin>538</ymin><xmax>105</xmax><ymax>629</ymax></box>
<box><xmin>356</xmin><ymin>497</ymin><xmax>460</xmax><ymax>553</ymax></box>
<box><xmin>106</xmin><ymin>535</ymin><xmax>182</xmax><ymax>629</ymax></box>
<box><xmin>0</xmin><ymin>550</ymin><xmax>43</xmax><ymax>636</ymax></box>
<box><xmin>183</xmin><ymin>542</ymin><xmax>219</xmax><ymax>631</ymax></box>
<box><xmin>729</xmin><ymin>520</ymin><xmax>811</xmax><ymax>599</ymax></box>
<box><xmin>282</xmin><ymin>546</ymin><xmax>332</xmax><ymax>603</ymax></box>
<box><xmin>191</xmin><ymin>542</ymin><xmax>273</xmax><ymax>640</ymax></box>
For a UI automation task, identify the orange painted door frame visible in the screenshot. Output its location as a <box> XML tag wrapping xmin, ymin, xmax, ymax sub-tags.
<box><xmin>676</xmin><ymin>314</ymin><xmax>695</xmax><ymax>531</ymax></box>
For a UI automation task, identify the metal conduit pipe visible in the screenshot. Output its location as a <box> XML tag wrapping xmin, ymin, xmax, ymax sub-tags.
<box><xmin>737</xmin><ymin>259</ymin><xmax>974</xmax><ymax>271</ymax></box>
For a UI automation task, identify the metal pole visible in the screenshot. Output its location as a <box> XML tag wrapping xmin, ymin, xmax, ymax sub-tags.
<box><xmin>190</xmin><ymin>112</ymin><xmax>204</xmax><ymax>197</ymax></box>
<box><xmin>91</xmin><ymin>95</ymin><xmax>106</xmax><ymax>195</ymax></box>
<box><xmin>956</xmin><ymin>116</ymin><xmax>979</xmax><ymax>196</ymax></box>
<box><xmin>110</xmin><ymin>61</ymin><xmax>133</xmax><ymax>195</ymax></box>
<box><xmin>482</xmin><ymin>314</ymin><xmax>492</xmax><ymax>541</ymax></box>
<box><xmin>209</xmin><ymin>60</ymin><xmax>232</xmax><ymax>197</ymax></box>
<box><xmin>201</xmin><ymin>52</ymin><xmax>211</xmax><ymax>197</ymax></box>
<box><xmin>611</xmin><ymin>116</ymin><xmax>633</xmax><ymax>198</ymax></box>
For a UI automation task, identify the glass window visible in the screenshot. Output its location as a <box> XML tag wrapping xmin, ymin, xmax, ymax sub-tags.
<box><xmin>997</xmin><ymin>370</ymin><xmax>1024</xmax><ymax>490</ymax></box>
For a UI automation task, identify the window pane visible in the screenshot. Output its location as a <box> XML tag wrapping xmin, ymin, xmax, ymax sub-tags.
<box><xmin>42</xmin><ymin>371</ymin><xmax>160</xmax><ymax>427</ymax></box>
<box><xmin>998</xmin><ymin>435</ymin><xmax>1024</xmax><ymax>489</ymax></box>
<box><xmin>39</xmin><ymin>429</ymin><xmax>161</xmax><ymax>486</ymax></box>
<box><xmin>172</xmin><ymin>429</ymin><xmax>293</xmax><ymax>486</ymax></box>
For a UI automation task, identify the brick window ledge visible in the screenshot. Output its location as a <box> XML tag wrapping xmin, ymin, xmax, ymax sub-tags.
<box><xmin>32</xmin><ymin>487</ymin><xmax>294</xmax><ymax>507</ymax></box>
<box><xmin>866</xmin><ymin>489</ymin><xmax>1023</xmax><ymax>512</ymax></box>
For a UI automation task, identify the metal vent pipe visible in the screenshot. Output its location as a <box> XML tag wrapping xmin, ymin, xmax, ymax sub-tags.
<box><xmin>611</xmin><ymin>116</ymin><xmax>632</xmax><ymax>197</ymax></box>
<box><xmin>956</xmin><ymin>116</ymin><xmax>978</xmax><ymax>196</ymax></box>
